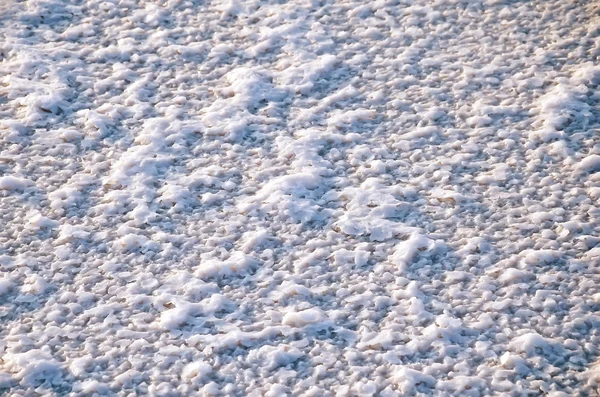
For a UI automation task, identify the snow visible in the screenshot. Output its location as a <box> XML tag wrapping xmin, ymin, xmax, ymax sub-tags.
<box><xmin>282</xmin><ymin>308</ymin><xmax>328</xmax><ymax>328</ymax></box>
<box><xmin>509</xmin><ymin>332</ymin><xmax>553</xmax><ymax>356</ymax></box>
<box><xmin>393</xmin><ymin>366</ymin><xmax>436</xmax><ymax>394</ymax></box>
<box><xmin>195</xmin><ymin>251</ymin><xmax>260</xmax><ymax>279</ymax></box>
<box><xmin>390</xmin><ymin>233</ymin><xmax>439</xmax><ymax>269</ymax></box>
<box><xmin>3</xmin><ymin>350</ymin><xmax>63</xmax><ymax>387</ymax></box>
<box><xmin>577</xmin><ymin>154</ymin><xmax>600</xmax><ymax>174</ymax></box>
<box><xmin>0</xmin><ymin>279</ymin><xmax>13</xmax><ymax>295</ymax></box>
<box><xmin>0</xmin><ymin>0</ymin><xmax>598</xmax><ymax>395</ymax></box>
<box><xmin>0</xmin><ymin>176</ymin><xmax>33</xmax><ymax>191</ymax></box>
<box><xmin>181</xmin><ymin>361</ymin><xmax>212</xmax><ymax>381</ymax></box>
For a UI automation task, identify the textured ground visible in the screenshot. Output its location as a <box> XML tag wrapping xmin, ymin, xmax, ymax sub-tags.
<box><xmin>0</xmin><ymin>0</ymin><xmax>600</xmax><ymax>395</ymax></box>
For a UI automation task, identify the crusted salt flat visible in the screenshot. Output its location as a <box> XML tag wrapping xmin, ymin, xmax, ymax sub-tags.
<box><xmin>0</xmin><ymin>0</ymin><xmax>599</xmax><ymax>395</ymax></box>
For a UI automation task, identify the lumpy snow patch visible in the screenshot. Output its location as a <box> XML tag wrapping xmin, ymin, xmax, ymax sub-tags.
<box><xmin>509</xmin><ymin>332</ymin><xmax>554</xmax><ymax>356</ymax></box>
<box><xmin>26</xmin><ymin>211</ymin><xmax>58</xmax><ymax>230</ymax></box>
<box><xmin>389</xmin><ymin>232</ymin><xmax>444</xmax><ymax>272</ymax></box>
<box><xmin>195</xmin><ymin>252</ymin><xmax>260</xmax><ymax>279</ymax></box>
<box><xmin>69</xmin><ymin>355</ymin><xmax>93</xmax><ymax>378</ymax></box>
<box><xmin>247</xmin><ymin>345</ymin><xmax>304</xmax><ymax>371</ymax></box>
<box><xmin>335</xmin><ymin>180</ymin><xmax>417</xmax><ymax>241</ymax></box>
<box><xmin>521</xmin><ymin>249</ymin><xmax>561</xmax><ymax>265</ymax></box>
<box><xmin>159</xmin><ymin>303</ymin><xmax>195</xmax><ymax>330</ymax></box>
<box><xmin>0</xmin><ymin>176</ymin><xmax>33</xmax><ymax>191</ymax></box>
<box><xmin>282</xmin><ymin>308</ymin><xmax>327</xmax><ymax>327</ymax></box>
<box><xmin>4</xmin><ymin>350</ymin><xmax>63</xmax><ymax>387</ymax></box>
<box><xmin>572</xmin><ymin>64</ymin><xmax>600</xmax><ymax>85</ymax></box>
<box><xmin>498</xmin><ymin>268</ymin><xmax>534</xmax><ymax>285</ymax></box>
<box><xmin>238</xmin><ymin>169</ymin><xmax>325</xmax><ymax>223</ymax></box>
<box><xmin>533</xmin><ymin>84</ymin><xmax>591</xmax><ymax>141</ymax></box>
<box><xmin>577</xmin><ymin>154</ymin><xmax>600</xmax><ymax>174</ymax></box>
<box><xmin>438</xmin><ymin>376</ymin><xmax>486</xmax><ymax>394</ymax></box>
<box><xmin>0</xmin><ymin>278</ymin><xmax>14</xmax><ymax>295</ymax></box>
<box><xmin>393</xmin><ymin>366</ymin><xmax>436</xmax><ymax>394</ymax></box>
<box><xmin>181</xmin><ymin>361</ymin><xmax>212</xmax><ymax>381</ymax></box>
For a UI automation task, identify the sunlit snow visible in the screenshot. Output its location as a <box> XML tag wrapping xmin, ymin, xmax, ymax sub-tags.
<box><xmin>0</xmin><ymin>0</ymin><xmax>599</xmax><ymax>395</ymax></box>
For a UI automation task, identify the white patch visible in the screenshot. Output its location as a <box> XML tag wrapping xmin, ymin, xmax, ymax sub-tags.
<box><xmin>282</xmin><ymin>308</ymin><xmax>327</xmax><ymax>327</ymax></box>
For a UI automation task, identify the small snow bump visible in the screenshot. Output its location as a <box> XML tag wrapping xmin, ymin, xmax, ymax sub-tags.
<box><xmin>0</xmin><ymin>176</ymin><xmax>33</xmax><ymax>191</ymax></box>
<box><xmin>282</xmin><ymin>308</ymin><xmax>327</xmax><ymax>327</ymax></box>
<box><xmin>577</xmin><ymin>154</ymin><xmax>600</xmax><ymax>174</ymax></box>
<box><xmin>182</xmin><ymin>361</ymin><xmax>212</xmax><ymax>381</ymax></box>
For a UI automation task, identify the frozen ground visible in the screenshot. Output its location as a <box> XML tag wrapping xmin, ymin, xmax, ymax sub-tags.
<box><xmin>0</xmin><ymin>0</ymin><xmax>599</xmax><ymax>395</ymax></box>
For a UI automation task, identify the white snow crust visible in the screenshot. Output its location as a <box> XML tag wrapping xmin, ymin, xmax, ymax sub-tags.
<box><xmin>0</xmin><ymin>0</ymin><xmax>599</xmax><ymax>395</ymax></box>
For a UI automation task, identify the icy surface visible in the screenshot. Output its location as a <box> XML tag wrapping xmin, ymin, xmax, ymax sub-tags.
<box><xmin>0</xmin><ymin>0</ymin><xmax>599</xmax><ymax>395</ymax></box>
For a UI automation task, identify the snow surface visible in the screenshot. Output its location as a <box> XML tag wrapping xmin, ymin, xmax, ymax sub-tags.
<box><xmin>0</xmin><ymin>0</ymin><xmax>599</xmax><ymax>395</ymax></box>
